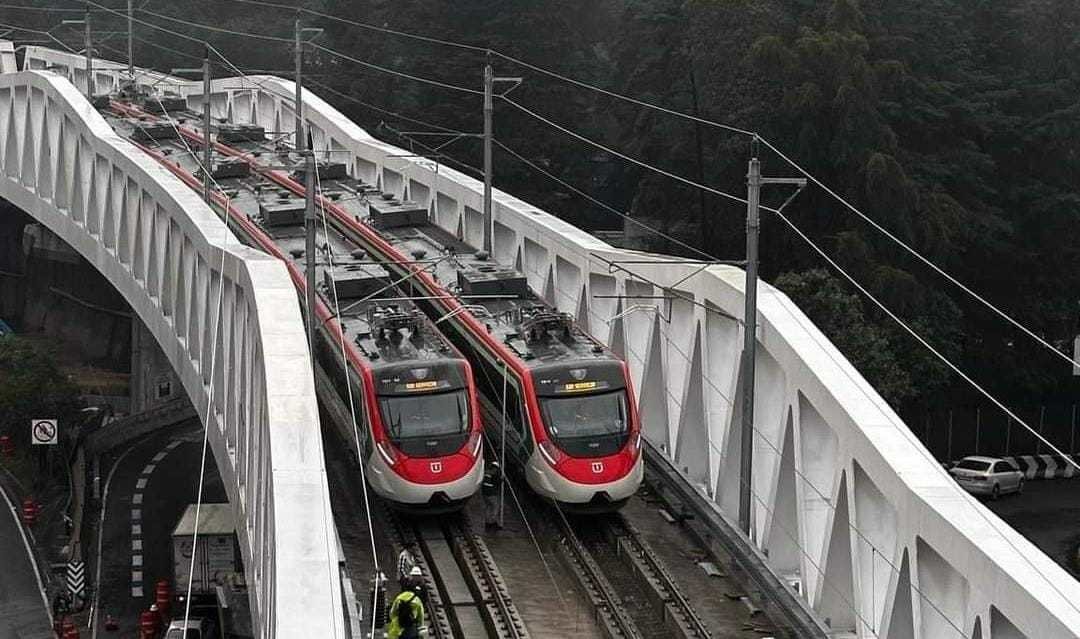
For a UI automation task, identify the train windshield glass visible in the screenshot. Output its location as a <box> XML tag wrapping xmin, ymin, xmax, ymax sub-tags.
<box><xmin>540</xmin><ymin>390</ymin><xmax>629</xmax><ymax>456</ymax></box>
<box><xmin>379</xmin><ymin>389</ymin><xmax>469</xmax><ymax>441</ymax></box>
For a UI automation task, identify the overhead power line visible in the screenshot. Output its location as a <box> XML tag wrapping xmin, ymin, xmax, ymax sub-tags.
<box><xmin>500</xmin><ymin>96</ymin><xmax>748</xmax><ymax>207</ymax></box>
<box><xmin>71</xmin><ymin>0</ymin><xmax>1080</xmax><ymax>468</ymax></box>
<box><xmin>493</xmin><ymin>138</ymin><xmax>719</xmax><ymax>262</ymax></box>
<box><xmin>757</xmin><ymin>136</ymin><xmax>1080</xmax><ymax>371</ymax></box>
<box><xmin>203</xmin><ymin>0</ymin><xmax>1080</xmax><ymax>374</ymax></box>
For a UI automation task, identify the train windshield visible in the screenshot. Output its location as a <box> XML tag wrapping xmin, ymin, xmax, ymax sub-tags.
<box><xmin>539</xmin><ymin>390</ymin><xmax>629</xmax><ymax>457</ymax></box>
<box><xmin>378</xmin><ymin>389</ymin><xmax>470</xmax><ymax>457</ymax></box>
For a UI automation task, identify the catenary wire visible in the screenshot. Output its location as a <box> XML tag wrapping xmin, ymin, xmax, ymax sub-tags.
<box><xmin>69</xmin><ymin>20</ymin><xmax>1080</xmax><ymax>627</ymax></box>
<box><xmin>494</xmin><ymin>96</ymin><xmax>1078</xmax><ymax>478</ymax></box>
<box><xmin>117</xmin><ymin>69</ymin><xmax>347</xmax><ymax>632</ymax></box>
<box><xmin>122</xmin><ymin>0</ymin><xmax>1080</xmax><ymax>378</ymax></box>
<box><xmin>0</xmin><ymin>21</ymin><xmax>78</xmax><ymax>53</ymax></box>
<box><xmin>501</xmin><ymin>95</ymin><xmax>749</xmax><ymax>207</ymax></box>
<box><xmin>756</xmin><ymin>136</ymin><xmax>1080</xmax><ymax>371</ymax></box>
<box><xmin>222</xmin><ymin>0</ymin><xmax>489</xmax><ymax>54</ymax></box>
<box><xmin>311</xmin><ymin>160</ymin><xmax>385</xmax><ymax>639</ymax></box>
<box><xmin>304</xmin><ymin>78</ymin><xmax>467</xmax><ymax>135</ymax></box>
<box><xmin>534</xmin><ymin>253</ymin><xmax>1027</xmax><ymax>636</ymax></box>
<box><xmin>768</xmin><ymin>207</ymin><xmax>1080</xmax><ymax>616</ymax></box>
<box><xmin>128</xmin><ymin>6</ymin><xmax>481</xmax><ymax>96</ymax></box>
<box><xmin>494</xmin><ymin>138</ymin><xmax>719</xmax><ymax>261</ymax></box>
<box><xmin>215</xmin><ymin>0</ymin><xmax>757</xmax><ymax>137</ymax></box>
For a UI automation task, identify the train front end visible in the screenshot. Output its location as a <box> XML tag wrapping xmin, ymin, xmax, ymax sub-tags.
<box><xmin>364</xmin><ymin>358</ymin><xmax>484</xmax><ymax>512</ymax></box>
<box><xmin>524</xmin><ymin>360</ymin><xmax>643</xmax><ymax>511</ymax></box>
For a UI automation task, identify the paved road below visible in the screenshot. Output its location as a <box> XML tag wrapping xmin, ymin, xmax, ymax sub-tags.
<box><xmin>0</xmin><ymin>486</ymin><xmax>52</xmax><ymax>639</ymax></box>
<box><xmin>93</xmin><ymin>422</ymin><xmax>226</xmax><ymax>635</ymax></box>
<box><xmin>985</xmin><ymin>477</ymin><xmax>1080</xmax><ymax>577</ymax></box>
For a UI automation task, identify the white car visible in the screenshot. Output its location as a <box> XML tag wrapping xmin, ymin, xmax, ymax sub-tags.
<box><xmin>164</xmin><ymin>617</ymin><xmax>216</xmax><ymax>639</ymax></box>
<box><xmin>949</xmin><ymin>456</ymin><xmax>1024</xmax><ymax>499</ymax></box>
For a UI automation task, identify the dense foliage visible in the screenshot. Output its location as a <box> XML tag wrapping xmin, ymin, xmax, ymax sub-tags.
<box><xmin>15</xmin><ymin>0</ymin><xmax>1079</xmax><ymax>415</ymax></box>
<box><xmin>0</xmin><ymin>336</ymin><xmax>82</xmax><ymax>447</ymax></box>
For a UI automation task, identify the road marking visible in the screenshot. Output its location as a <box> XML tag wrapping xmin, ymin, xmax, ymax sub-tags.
<box><xmin>166</xmin><ymin>440</ymin><xmax>183</xmax><ymax>450</ymax></box>
<box><xmin>142</xmin><ymin>463</ymin><xmax>156</xmax><ymax>475</ymax></box>
<box><xmin>133</xmin><ymin>539</ymin><xmax>142</xmax><ymax>551</ymax></box>
<box><xmin>132</xmin><ymin>570</ymin><xmax>142</xmax><ymax>582</ymax></box>
<box><xmin>131</xmin><ymin>509</ymin><xmax>141</xmax><ymax>521</ymax></box>
<box><xmin>151</xmin><ymin>452</ymin><xmax>167</xmax><ymax>463</ymax></box>
<box><xmin>135</xmin><ymin>478</ymin><xmax>147</xmax><ymax>490</ymax></box>
<box><xmin>131</xmin><ymin>585</ymin><xmax>143</xmax><ymax>597</ymax></box>
<box><xmin>132</xmin><ymin>555</ymin><xmax>142</xmax><ymax>567</ymax></box>
<box><xmin>132</xmin><ymin>493</ymin><xmax>143</xmax><ymax>505</ymax></box>
<box><xmin>132</xmin><ymin>524</ymin><xmax>141</xmax><ymax>536</ymax></box>
<box><xmin>0</xmin><ymin>468</ymin><xmax>52</xmax><ymax>627</ymax></box>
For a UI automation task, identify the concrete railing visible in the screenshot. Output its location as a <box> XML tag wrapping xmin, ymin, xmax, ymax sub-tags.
<box><xmin>32</xmin><ymin>46</ymin><xmax>1080</xmax><ymax>638</ymax></box>
<box><xmin>0</xmin><ymin>60</ymin><xmax>346</xmax><ymax>638</ymax></box>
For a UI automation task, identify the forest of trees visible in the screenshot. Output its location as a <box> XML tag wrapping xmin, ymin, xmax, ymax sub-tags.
<box><xmin>11</xmin><ymin>0</ymin><xmax>1080</xmax><ymax>418</ymax></box>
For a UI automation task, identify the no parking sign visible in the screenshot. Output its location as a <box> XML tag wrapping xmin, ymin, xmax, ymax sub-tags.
<box><xmin>30</xmin><ymin>419</ymin><xmax>57</xmax><ymax>445</ymax></box>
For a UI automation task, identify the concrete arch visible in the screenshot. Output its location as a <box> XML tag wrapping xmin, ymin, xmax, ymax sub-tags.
<box><xmin>0</xmin><ymin>68</ymin><xmax>345</xmax><ymax>638</ymax></box>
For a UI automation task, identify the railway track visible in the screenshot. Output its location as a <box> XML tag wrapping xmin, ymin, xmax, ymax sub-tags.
<box><xmin>554</xmin><ymin>510</ymin><xmax>712</xmax><ymax>639</ymax></box>
<box><xmin>387</xmin><ymin>508</ymin><xmax>529</xmax><ymax>638</ymax></box>
<box><xmin>472</xmin><ymin>396</ymin><xmax>708</xmax><ymax>639</ymax></box>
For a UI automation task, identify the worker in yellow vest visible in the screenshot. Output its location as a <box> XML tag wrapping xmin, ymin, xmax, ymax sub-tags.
<box><xmin>387</xmin><ymin>567</ymin><xmax>425</xmax><ymax>639</ymax></box>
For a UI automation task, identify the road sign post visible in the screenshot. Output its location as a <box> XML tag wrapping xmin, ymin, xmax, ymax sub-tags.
<box><xmin>67</xmin><ymin>559</ymin><xmax>86</xmax><ymax>603</ymax></box>
<box><xmin>31</xmin><ymin>419</ymin><xmax>58</xmax><ymax>446</ymax></box>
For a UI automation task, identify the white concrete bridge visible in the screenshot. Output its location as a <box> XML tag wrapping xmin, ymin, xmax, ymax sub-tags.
<box><xmin>11</xmin><ymin>45</ymin><xmax>1080</xmax><ymax>638</ymax></box>
<box><xmin>0</xmin><ymin>51</ymin><xmax>347</xmax><ymax>638</ymax></box>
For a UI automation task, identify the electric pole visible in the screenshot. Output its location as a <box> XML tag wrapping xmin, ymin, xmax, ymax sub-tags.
<box><xmin>738</xmin><ymin>153</ymin><xmax>760</xmax><ymax>537</ymax></box>
<box><xmin>84</xmin><ymin>11</ymin><xmax>92</xmax><ymax>98</ymax></box>
<box><xmin>738</xmin><ymin>140</ymin><xmax>805</xmax><ymax>537</ymax></box>
<box><xmin>126</xmin><ymin>0</ymin><xmax>133</xmax><ymax>82</ymax></box>
<box><xmin>482</xmin><ymin>63</ymin><xmax>493</xmax><ymax>254</ymax></box>
<box><xmin>304</xmin><ymin>138</ymin><xmax>317</xmax><ymax>360</ymax></box>
<box><xmin>294</xmin><ymin>16</ymin><xmax>304</xmax><ymax>152</ymax></box>
<box><xmin>480</xmin><ymin>63</ymin><xmax>520</xmax><ymax>256</ymax></box>
<box><xmin>202</xmin><ymin>47</ymin><xmax>212</xmax><ymax>205</ymax></box>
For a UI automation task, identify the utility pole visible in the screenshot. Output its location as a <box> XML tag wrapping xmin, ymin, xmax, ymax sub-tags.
<box><xmin>482</xmin><ymin>63</ymin><xmax>493</xmax><ymax>254</ymax></box>
<box><xmin>304</xmin><ymin>138</ymin><xmax>317</xmax><ymax>360</ymax></box>
<box><xmin>126</xmin><ymin>0</ymin><xmax>133</xmax><ymax>82</ymax></box>
<box><xmin>481</xmin><ymin>62</ymin><xmax>521</xmax><ymax>255</ymax></box>
<box><xmin>202</xmin><ymin>47</ymin><xmax>212</xmax><ymax>205</ymax></box>
<box><xmin>84</xmin><ymin>11</ymin><xmax>92</xmax><ymax>98</ymax></box>
<box><xmin>294</xmin><ymin>16</ymin><xmax>304</xmax><ymax>152</ymax></box>
<box><xmin>738</xmin><ymin>140</ymin><xmax>805</xmax><ymax>537</ymax></box>
<box><xmin>292</xmin><ymin>22</ymin><xmax>322</xmax><ymax>152</ymax></box>
<box><xmin>738</xmin><ymin>153</ymin><xmax>761</xmax><ymax>537</ymax></box>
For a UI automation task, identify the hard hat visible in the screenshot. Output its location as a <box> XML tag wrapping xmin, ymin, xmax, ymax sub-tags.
<box><xmin>409</xmin><ymin>566</ymin><xmax>422</xmax><ymax>577</ymax></box>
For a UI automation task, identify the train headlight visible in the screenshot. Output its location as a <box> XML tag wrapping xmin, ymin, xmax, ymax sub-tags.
<box><xmin>376</xmin><ymin>440</ymin><xmax>399</xmax><ymax>467</ymax></box>
<box><xmin>467</xmin><ymin>431</ymin><xmax>482</xmax><ymax>458</ymax></box>
<box><xmin>538</xmin><ymin>439</ymin><xmax>565</xmax><ymax>467</ymax></box>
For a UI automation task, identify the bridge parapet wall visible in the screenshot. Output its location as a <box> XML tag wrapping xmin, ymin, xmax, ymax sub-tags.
<box><xmin>0</xmin><ymin>61</ymin><xmax>345</xmax><ymax>638</ymax></box>
<box><xmin>30</xmin><ymin>48</ymin><xmax>1080</xmax><ymax>638</ymax></box>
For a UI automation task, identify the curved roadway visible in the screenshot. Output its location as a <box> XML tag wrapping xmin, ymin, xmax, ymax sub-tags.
<box><xmin>0</xmin><ymin>484</ymin><xmax>52</xmax><ymax>639</ymax></box>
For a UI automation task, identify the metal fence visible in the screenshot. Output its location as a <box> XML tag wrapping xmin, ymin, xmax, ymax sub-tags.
<box><xmin>905</xmin><ymin>404</ymin><xmax>1079</xmax><ymax>462</ymax></box>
